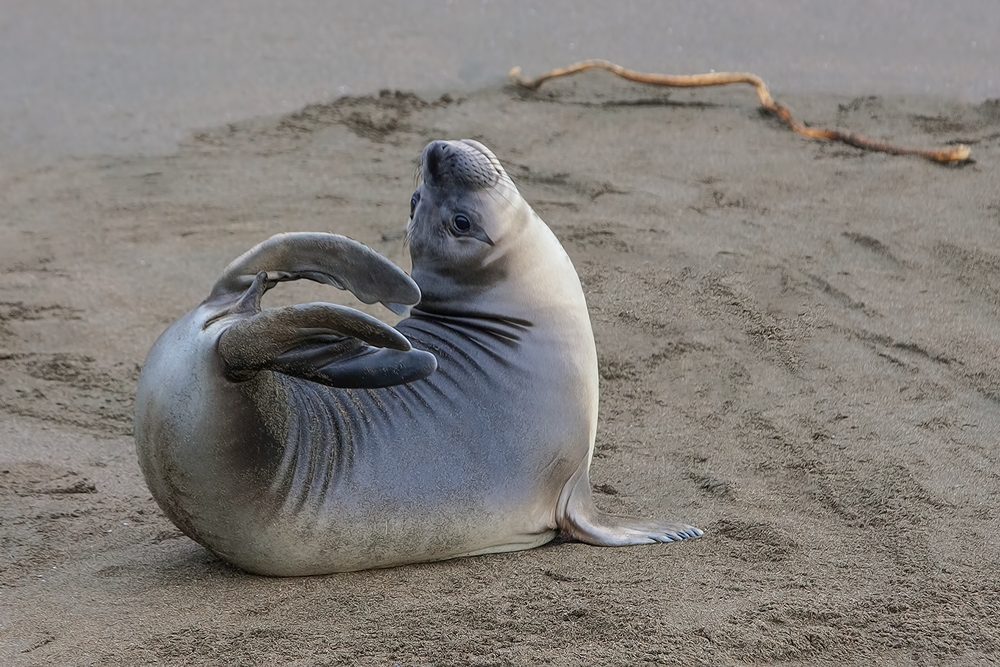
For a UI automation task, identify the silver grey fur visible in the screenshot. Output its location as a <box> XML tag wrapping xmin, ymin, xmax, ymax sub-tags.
<box><xmin>134</xmin><ymin>139</ymin><xmax>701</xmax><ymax>576</ymax></box>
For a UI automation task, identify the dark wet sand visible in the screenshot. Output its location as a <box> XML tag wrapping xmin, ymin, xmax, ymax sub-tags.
<box><xmin>2</xmin><ymin>72</ymin><xmax>999</xmax><ymax>664</ymax></box>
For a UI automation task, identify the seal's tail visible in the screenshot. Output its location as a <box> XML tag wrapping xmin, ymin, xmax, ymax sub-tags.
<box><xmin>208</xmin><ymin>232</ymin><xmax>420</xmax><ymax>315</ymax></box>
<box><xmin>210</xmin><ymin>233</ymin><xmax>437</xmax><ymax>389</ymax></box>
<box><xmin>217</xmin><ymin>273</ymin><xmax>435</xmax><ymax>388</ymax></box>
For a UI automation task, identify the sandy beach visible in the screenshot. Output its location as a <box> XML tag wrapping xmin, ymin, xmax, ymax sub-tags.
<box><xmin>2</xmin><ymin>3</ymin><xmax>1000</xmax><ymax>665</ymax></box>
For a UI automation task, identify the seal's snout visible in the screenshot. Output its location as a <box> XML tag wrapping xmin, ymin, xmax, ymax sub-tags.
<box><xmin>421</xmin><ymin>140</ymin><xmax>503</xmax><ymax>189</ymax></box>
<box><xmin>423</xmin><ymin>141</ymin><xmax>445</xmax><ymax>181</ymax></box>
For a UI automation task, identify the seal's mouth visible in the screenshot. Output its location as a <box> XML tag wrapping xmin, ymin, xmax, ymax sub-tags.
<box><xmin>420</xmin><ymin>139</ymin><xmax>507</xmax><ymax>189</ymax></box>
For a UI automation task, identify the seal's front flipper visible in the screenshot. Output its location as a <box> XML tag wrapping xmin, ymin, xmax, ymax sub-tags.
<box><xmin>561</xmin><ymin>506</ymin><xmax>704</xmax><ymax>545</ymax></box>
<box><xmin>218</xmin><ymin>301</ymin><xmax>437</xmax><ymax>388</ymax></box>
<box><xmin>556</xmin><ymin>468</ymin><xmax>702</xmax><ymax>546</ymax></box>
<box><xmin>209</xmin><ymin>232</ymin><xmax>420</xmax><ymax>315</ymax></box>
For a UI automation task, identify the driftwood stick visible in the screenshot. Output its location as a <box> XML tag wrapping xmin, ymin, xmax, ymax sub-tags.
<box><xmin>509</xmin><ymin>60</ymin><xmax>971</xmax><ymax>164</ymax></box>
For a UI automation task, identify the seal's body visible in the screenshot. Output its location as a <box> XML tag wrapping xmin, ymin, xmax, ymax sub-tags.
<box><xmin>135</xmin><ymin>140</ymin><xmax>700</xmax><ymax>576</ymax></box>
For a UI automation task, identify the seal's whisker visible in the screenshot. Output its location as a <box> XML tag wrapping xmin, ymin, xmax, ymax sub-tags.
<box><xmin>487</xmin><ymin>183</ymin><xmax>518</xmax><ymax>213</ymax></box>
<box><xmin>480</xmin><ymin>186</ymin><xmax>513</xmax><ymax>215</ymax></box>
<box><xmin>474</xmin><ymin>179</ymin><xmax>515</xmax><ymax>213</ymax></box>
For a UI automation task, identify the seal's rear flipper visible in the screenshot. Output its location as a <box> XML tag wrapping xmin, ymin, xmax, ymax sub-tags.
<box><xmin>218</xmin><ymin>301</ymin><xmax>437</xmax><ymax>388</ymax></box>
<box><xmin>208</xmin><ymin>232</ymin><xmax>420</xmax><ymax>315</ymax></box>
<box><xmin>557</xmin><ymin>468</ymin><xmax>703</xmax><ymax>545</ymax></box>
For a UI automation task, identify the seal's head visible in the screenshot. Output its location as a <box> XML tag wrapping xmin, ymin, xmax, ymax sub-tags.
<box><xmin>407</xmin><ymin>139</ymin><xmax>536</xmax><ymax>313</ymax></box>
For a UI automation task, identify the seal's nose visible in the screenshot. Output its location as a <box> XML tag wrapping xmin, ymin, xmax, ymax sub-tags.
<box><xmin>420</xmin><ymin>140</ymin><xmax>501</xmax><ymax>189</ymax></box>
<box><xmin>422</xmin><ymin>140</ymin><xmax>448</xmax><ymax>182</ymax></box>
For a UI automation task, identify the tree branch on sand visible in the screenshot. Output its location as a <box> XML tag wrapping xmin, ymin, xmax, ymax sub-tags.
<box><xmin>509</xmin><ymin>59</ymin><xmax>971</xmax><ymax>165</ymax></box>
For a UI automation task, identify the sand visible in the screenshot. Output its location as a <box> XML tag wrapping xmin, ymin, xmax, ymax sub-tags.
<box><xmin>2</xmin><ymin>74</ymin><xmax>1000</xmax><ymax>665</ymax></box>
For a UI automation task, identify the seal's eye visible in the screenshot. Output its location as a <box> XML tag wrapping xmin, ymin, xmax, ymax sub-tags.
<box><xmin>410</xmin><ymin>193</ymin><xmax>420</xmax><ymax>217</ymax></box>
<box><xmin>453</xmin><ymin>214</ymin><xmax>472</xmax><ymax>233</ymax></box>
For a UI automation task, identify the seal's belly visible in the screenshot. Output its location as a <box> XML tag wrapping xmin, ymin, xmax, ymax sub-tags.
<box><xmin>226</xmin><ymin>333</ymin><xmax>589</xmax><ymax>574</ymax></box>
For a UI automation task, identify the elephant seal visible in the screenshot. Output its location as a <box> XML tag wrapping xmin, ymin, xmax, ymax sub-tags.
<box><xmin>135</xmin><ymin>139</ymin><xmax>701</xmax><ymax>576</ymax></box>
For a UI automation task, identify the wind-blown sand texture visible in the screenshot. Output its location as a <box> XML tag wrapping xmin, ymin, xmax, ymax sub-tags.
<box><xmin>2</xmin><ymin>76</ymin><xmax>1000</xmax><ymax>665</ymax></box>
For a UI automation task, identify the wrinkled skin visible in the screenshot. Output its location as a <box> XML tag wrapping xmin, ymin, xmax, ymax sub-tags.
<box><xmin>134</xmin><ymin>139</ymin><xmax>701</xmax><ymax>576</ymax></box>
